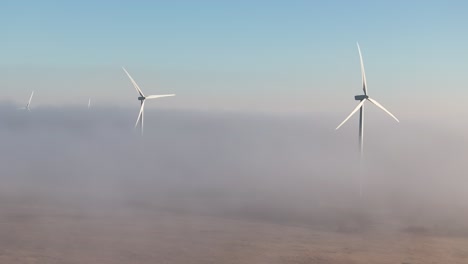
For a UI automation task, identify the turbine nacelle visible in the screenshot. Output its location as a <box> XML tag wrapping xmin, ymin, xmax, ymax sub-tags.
<box><xmin>138</xmin><ymin>96</ymin><xmax>145</xmax><ymax>101</ymax></box>
<box><xmin>354</xmin><ymin>95</ymin><xmax>368</xmax><ymax>101</ymax></box>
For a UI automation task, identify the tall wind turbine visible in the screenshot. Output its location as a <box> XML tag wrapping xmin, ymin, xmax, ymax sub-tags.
<box><xmin>335</xmin><ymin>43</ymin><xmax>399</xmax><ymax>196</ymax></box>
<box><xmin>122</xmin><ymin>67</ymin><xmax>175</xmax><ymax>135</ymax></box>
<box><xmin>336</xmin><ymin>43</ymin><xmax>399</xmax><ymax>155</ymax></box>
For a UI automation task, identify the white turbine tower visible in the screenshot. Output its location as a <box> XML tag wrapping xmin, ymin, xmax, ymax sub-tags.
<box><xmin>88</xmin><ymin>98</ymin><xmax>91</xmax><ymax>109</ymax></box>
<box><xmin>336</xmin><ymin>43</ymin><xmax>399</xmax><ymax>195</ymax></box>
<box><xmin>122</xmin><ymin>67</ymin><xmax>175</xmax><ymax>135</ymax></box>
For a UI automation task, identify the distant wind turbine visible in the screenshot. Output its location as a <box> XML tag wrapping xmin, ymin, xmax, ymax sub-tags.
<box><xmin>336</xmin><ymin>43</ymin><xmax>399</xmax><ymax>195</ymax></box>
<box><xmin>19</xmin><ymin>91</ymin><xmax>34</xmax><ymax>111</ymax></box>
<box><xmin>336</xmin><ymin>43</ymin><xmax>399</xmax><ymax>153</ymax></box>
<box><xmin>122</xmin><ymin>67</ymin><xmax>175</xmax><ymax>135</ymax></box>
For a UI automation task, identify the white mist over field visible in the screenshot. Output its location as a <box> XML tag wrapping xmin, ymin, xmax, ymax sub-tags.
<box><xmin>1</xmin><ymin>102</ymin><xmax>467</xmax><ymax>236</ymax></box>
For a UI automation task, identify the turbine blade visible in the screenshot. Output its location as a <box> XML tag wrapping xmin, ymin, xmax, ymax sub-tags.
<box><xmin>357</xmin><ymin>43</ymin><xmax>368</xmax><ymax>95</ymax></box>
<box><xmin>336</xmin><ymin>100</ymin><xmax>366</xmax><ymax>130</ymax></box>
<box><xmin>145</xmin><ymin>94</ymin><xmax>176</xmax><ymax>99</ymax></box>
<box><xmin>367</xmin><ymin>97</ymin><xmax>399</xmax><ymax>122</ymax></box>
<box><xmin>135</xmin><ymin>100</ymin><xmax>145</xmax><ymax>128</ymax></box>
<box><xmin>122</xmin><ymin>67</ymin><xmax>145</xmax><ymax>97</ymax></box>
<box><xmin>27</xmin><ymin>91</ymin><xmax>34</xmax><ymax>107</ymax></box>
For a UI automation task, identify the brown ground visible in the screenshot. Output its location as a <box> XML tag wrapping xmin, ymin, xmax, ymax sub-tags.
<box><xmin>0</xmin><ymin>197</ymin><xmax>467</xmax><ymax>264</ymax></box>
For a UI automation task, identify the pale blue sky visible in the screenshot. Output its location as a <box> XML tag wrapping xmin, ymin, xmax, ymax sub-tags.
<box><xmin>2</xmin><ymin>1</ymin><xmax>468</xmax><ymax>115</ymax></box>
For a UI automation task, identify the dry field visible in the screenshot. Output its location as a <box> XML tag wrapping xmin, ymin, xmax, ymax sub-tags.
<box><xmin>0</xmin><ymin>196</ymin><xmax>467</xmax><ymax>264</ymax></box>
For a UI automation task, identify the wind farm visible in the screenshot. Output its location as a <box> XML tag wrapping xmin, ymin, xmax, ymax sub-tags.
<box><xmin>2</xmin><ymin>1</ymin><xmax>468</xmax><ymax>264</ymax></box>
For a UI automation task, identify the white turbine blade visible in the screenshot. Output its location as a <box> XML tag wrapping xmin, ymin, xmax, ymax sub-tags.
<box><xmin>367</xmin><ymin>97</ymin><xmax>399</xmax><ymax>122</ymax></box>
<box><xmin>135</xmin><ymin>100</ymin><xmax>145</xmax><ymax>128</ymax></box>
<box><xmin>27</xmin><ymin>91</ymin><xmax>34</xmax><ymax>107</ymax></box>
<box><xmin>336</xmin><ymin>100</ymin><xmax>366</xmax><ymax>130</ymax></box>
<box><xmin>357</xmin><ymin>43</ymin><xmax>368</xmax><ymax>95</ymax></box>
<box><xmin>122</xmin><ymin>67</ymin><xmax>145</xmax><ymax>97</ymax></box>
<box><xmin>145</xmin><ymin>94</ymin><xmax>176</xmax><ymax>99</ymax></box>
<box><xmin>88</xmin><ymin>98</ymin><xmax>91</xmax><ymax>109</ymax></box>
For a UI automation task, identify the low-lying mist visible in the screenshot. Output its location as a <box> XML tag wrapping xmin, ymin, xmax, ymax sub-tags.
<box><xmin>0</xmin><ymin>102</ymin><xmax>467</xmax><ymax>236</ymax></box>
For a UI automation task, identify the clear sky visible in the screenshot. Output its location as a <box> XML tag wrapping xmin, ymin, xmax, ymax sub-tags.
<box><xmin>2</xmin><ymin>0</ymin><xmax>468</xmax><ymax>116</ymax></box>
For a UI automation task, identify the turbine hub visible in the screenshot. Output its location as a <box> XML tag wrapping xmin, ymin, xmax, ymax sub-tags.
<box><xmin>138</xmin><ymin>96</ymin><xmax>145</xmax><ymax>101</ymax></box>
<box><xmin>354</xmin><ymin>95</ymin><xmax>368</xmax><ymax>101</ymax></box>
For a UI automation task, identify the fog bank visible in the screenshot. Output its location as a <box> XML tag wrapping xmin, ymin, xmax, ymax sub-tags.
<box><xmin>0</xmin><ymin>102</ymin><xmax>467</xmax><ymax>235</ymax></box>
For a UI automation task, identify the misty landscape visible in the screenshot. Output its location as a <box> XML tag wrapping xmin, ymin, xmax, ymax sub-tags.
<box><xmin>1</xmin><ymin>103</ymin><xmax>467</xmax><ymax>263</ymax></box>
<box><xmin>4</xmin><ymin>1</ymin><xmax>468</xmax><ymax>262</ymax></box>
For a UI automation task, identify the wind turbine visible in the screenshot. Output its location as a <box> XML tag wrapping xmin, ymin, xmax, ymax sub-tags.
<box><xmin>336</xmin><ymin>43</ymin><xmax>399</xmax><ymax>195</ymax></box>
<box><xmin>122</xmin><ymin>67</ymin><xmax>175</xmax><ymax>135</ymax></box>
<box><xmin>88</xmin><ymin>98</ymin><xmax>91</xmax><ymax>109</ymax></box>
<box><xmin>19</xmin><ymin>91</ymin><xmax>34</xmax><ymax>111</ymax></box>
<box><xmin>336</xmin><ymin>43</ymin><xmax>399</xmax><ymax>154</ymax></box>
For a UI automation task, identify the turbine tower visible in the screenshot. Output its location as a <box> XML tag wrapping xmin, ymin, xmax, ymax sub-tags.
<box><xmin>122</xmin><ymin>67</ymin><xmax>175</xmax><ymax>135</ymax></box>
<box><xmin>336</xmin><ymin>43</ymin><xmax>399</xmax><ymax>195</ymax></box>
